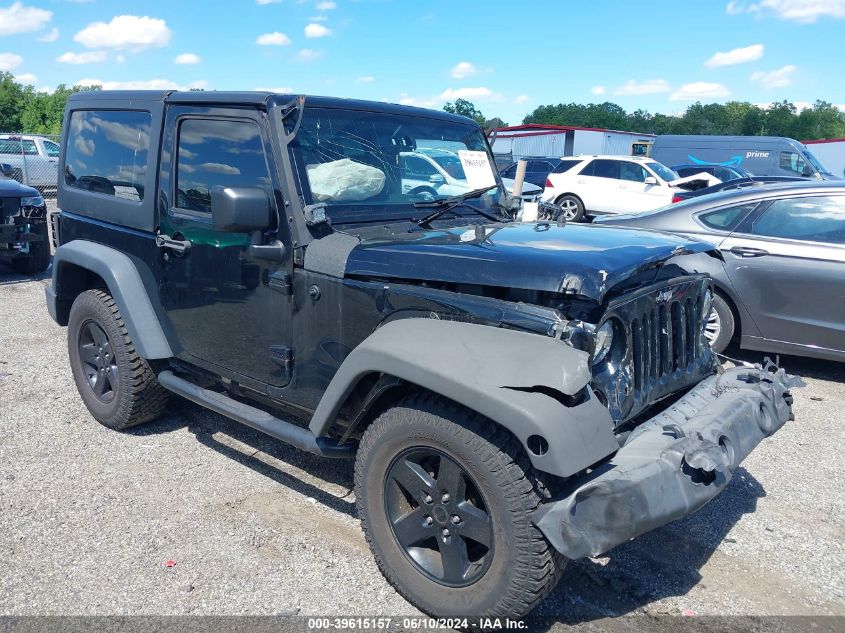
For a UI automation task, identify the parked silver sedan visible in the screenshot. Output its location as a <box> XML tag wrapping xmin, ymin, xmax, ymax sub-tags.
<box><xmin>596</xmin><ymin>181</ymin><xmax>845</xmax><ymax>362</ymax></box>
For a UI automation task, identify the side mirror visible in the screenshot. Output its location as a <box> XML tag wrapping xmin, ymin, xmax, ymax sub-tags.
<box><xmin>801</xmin><ymin>165</ymin><xmax>814</xmax><ymax>178</ymax></box>
<box><xmin>210</xmin><ymin>185</ymin><xmax>270</xmax><ymax>232</ymax></box>
<box><xmin>0</xmin><ymin>163</ymin><xmax>12</xmax><ymax>177</ymax></box>
<box><xmin>429</xmin><ymin>174</ymin><xmax>445</xmax><ymax>185</ymax></box>
<box><xmin>644</xmin><ymin>176</ymin><xmax>657</xmax><ymax>185</ymax></box>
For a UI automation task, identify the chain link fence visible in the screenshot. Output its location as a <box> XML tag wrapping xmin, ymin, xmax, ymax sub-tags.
<box><xmin>0</xmin><ymin>133</ymin><xmax>61</xmax><ymax>199</ymax></box>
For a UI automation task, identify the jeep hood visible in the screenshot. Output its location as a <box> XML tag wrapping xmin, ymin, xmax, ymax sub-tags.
<box><xmin>341</xmin><ymin>222</ymin><xmax>714</xmax><ymax>303</ymax></box>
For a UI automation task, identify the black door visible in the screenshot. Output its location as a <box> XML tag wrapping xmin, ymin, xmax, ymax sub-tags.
<box><xmin>158</xmin><ymin>106</ymin><xmax>294</xmax><ymax>387</ymax></box>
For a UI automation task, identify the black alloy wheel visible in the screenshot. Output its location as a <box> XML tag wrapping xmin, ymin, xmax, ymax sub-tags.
<box><xmin>384</xmin><ymin>447</ymin><xmax>494</xmax><ymax>587</ymax></box>
<box><xmin>77</xmin><ymin>320</ymin><xmax>119</xmax><ymax>403</ymax></box>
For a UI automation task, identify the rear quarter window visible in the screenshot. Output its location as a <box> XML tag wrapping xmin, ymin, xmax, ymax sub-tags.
<box><xmin>64</xmin><ymin>110</ymin><xmax>151</xmax><ymax>201</ymax></box>
<box><xmin>697</xmin><ymin>203</ymin><xmax>759</xmax><ymax>231</ymax></box>
<box><xmin>552</xmin><ymin>160</ymin><xmax>582</xmax><ymax>174</ymax></box>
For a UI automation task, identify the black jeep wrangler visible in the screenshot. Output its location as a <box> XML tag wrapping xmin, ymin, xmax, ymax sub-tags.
<box><xmin>0</xmin><ymin>164</ymin><xmax>50</xmax><ymax>275</ymax></box>
<box><xmin>46</xmin><ymin>91</ymin><xmax>797</xmax><ymax>618</ymax></box>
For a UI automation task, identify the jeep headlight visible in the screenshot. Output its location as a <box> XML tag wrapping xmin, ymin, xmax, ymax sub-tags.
<box><xmin>21</xmin><ymin>196</ymin><xmax>44</xmax><ymax>207</ymax></box>
<box><xmin>592</xmin><ymin>320</ymin><xmax>615</xmax><ymax>365</ymax></box>
<box><xmin>700</xmin><ymin>289</ymin><xmax>713</xmax><ymax>330</ymax></box>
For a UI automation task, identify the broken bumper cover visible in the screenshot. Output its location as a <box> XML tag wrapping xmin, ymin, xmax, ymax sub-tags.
<box><xmin>533</xmin><ymin>362</ymin><xmax>800</xmax><ymax>559</ymax></box>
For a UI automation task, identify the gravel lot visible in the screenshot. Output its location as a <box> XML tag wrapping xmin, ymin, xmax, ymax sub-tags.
<box><xmin>1</xmin><ymin>257</ymin><xmax>843</xmax><ymax>626</ymax></box>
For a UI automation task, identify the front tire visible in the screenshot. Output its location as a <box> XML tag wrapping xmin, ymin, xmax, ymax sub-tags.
<box><xmin>555</xmin><ymin>194</ymin><xmax>585</xmax><ymax>222</ymax></box>
<box><xmin>705</xmin><ymin>293</ymin><xmax>736</xmax><ymax>354</ymax></box>
<box><xmin>354</xmin><ymin>393</ymin><xmax>565</xmax><ymax>618</ymax></box>
<box><xmin>68</xmin><ymin>289</ymin><xmax>169</xmax><ymax>430</ymax></box>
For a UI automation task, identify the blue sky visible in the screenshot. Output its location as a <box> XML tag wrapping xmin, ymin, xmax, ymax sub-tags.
<box><xmin>2</xmin><ymin>0</ymin><xmax>844</xmax><ymax>125</ymax></box>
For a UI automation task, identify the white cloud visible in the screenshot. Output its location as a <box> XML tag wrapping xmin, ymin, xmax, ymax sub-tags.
<box><xmin>614</xmin><ymin>79</ymin><xmax>671</xmax><ymax>95</ymax></box>
<box><xmin>704</xmin><ymin>43</ymin><xmax>764</xmax><ymax>67</ymax></box>
<box><xmin>304</xmin><ymin>23</ymin><xmax>331</xmax><ymax>37</ymax></box>
<box><xmin>0</xmin><ymin>52</ymin><xmax>23</xmax><ymax>71</ymax></box>
<box><xmin>590</xmin><ymin>85</ymin><xmax>607</xmax><ymax>95</ymax></box>
<box><xmin>513</xmin><ymin>95</ymin><xmax>529</xmax><ymax>104</ymax></box>
<box><xmin>256</xmin><ymin>31</ymin><xmax>291</xmax><ymax>45</ymax></box>
<box><xmin>116</xmin><ymin>54</ymin><xmax>125</xmax><ymax>63</ymax></box>
<box><xmin>438</xmin><ymin>86</ymin><xmax>493</xmax><ymax>100</ymax></box>
<box><xmin>198</xmin><ymin>162</ymin><xmax>240</xmax><ymax>175</ymax></box>
<box><xmin>0</xmin><ymin>2</ymin><xmax>52</xmax><ymax>36</ymax></box>
<box><xmin>57</xmin><ymin>50</ymin><xmax>107</xmax><ymax>64</ymax></box>
<box><xmin>256</xmin><ymin>0</ymin><xmax>282</xmax><ymax>3</ymax></box>
<box><xmin>669</xmin><ymin>82</ymin><xmax>731</xmax><ymax>101</ymax></box>
<box><xmin>14</xmin><ymin>72</ymin><xmax>37</xmax><ymax>84</ymax></box>
<box><xmin>38</xmin><ymin>27</ymin><xmax>59</xmax><ymax>42</ymax></box>
<box><xmin>726</xmin><ymin>0</ymin><xmax>845</xmax><ymax>22</ymax></box>
<box><xmin>254</xmin><ymin>86</ymin><xmax>294</xmax><ymax>92</ymax></box>
<box><xmin>174</xmin><ymin>52</ymin><xmax>201</xmax><ymax>65</ymax></box>
<box><xmin>356</xmin><ymin>75</ymin><xmax>374</xmax><ymax>83</ymax></box>
<box><xmin>297</xmin><ymin>48</ymin><xmax>322</xmax><ymax>60</ymax></box>
<box><xmin>316</xmin><ymin>1</ymin><xmax>337</xmax><ymax>9</ymax></box>
<box><xmin>751</xmin><ymin>64</ymin><xmax>797</xmax><ymax>87</ymax></box>
<box><xmin>75</xmin><ymin>78</ymin><xmax>208</xmax><ymax>91</ymax></box>
<box><xmin>74</xmin><ymin>15</ymin><xmax>170</xmax><ymax>50</ymax></box>
<box><xmin>450</xmin><ymin>61</ymin><xmax>476</xmax><ymax>79</ymax></box>
<box><xmin>309</xmin><ymin>14</ymin><xmax>328</xmax><ymax>21</ymax></box>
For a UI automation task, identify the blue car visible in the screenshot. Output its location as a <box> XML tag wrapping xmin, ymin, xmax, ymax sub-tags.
<box><xmin>672</xmin><ymin>163</ymin><xmax>749</xmax><ymax>181</ymax></box>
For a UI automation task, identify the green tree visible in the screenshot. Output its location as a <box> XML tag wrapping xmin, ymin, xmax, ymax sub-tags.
<box><xmin>443</xmin><ymin>98</ymin><xmax>486</xmax><ymax>127</ymax></box>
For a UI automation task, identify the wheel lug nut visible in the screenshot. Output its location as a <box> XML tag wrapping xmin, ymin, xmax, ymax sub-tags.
<box><xmin>442</xmin><ymin>528</ymin><xmax>450</xmax><ymax>537</ymax></box>
<box><xmin>425</xmin><ymin>516</ymin><xmax>433</xmax><ymax>526</ymax></box>
<box><xmin>441</xmin><ymin>493</ymin><xmax>450</xmax><ymax>503</ymax></box>
<box><xmin>423</xmin><ymin>495</ymin><xmax>433</xmax><ymax>504</ymax></box>
<box><xmin>451</xmin><ymin>515</ymin><xmax>461</xmax><ymax>524</ymax></box>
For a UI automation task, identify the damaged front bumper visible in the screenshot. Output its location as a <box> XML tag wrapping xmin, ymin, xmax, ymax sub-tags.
<box><xmin>533</xmin><ymin>362</ymin><xmax>800</xmax><ymax>559</ymax></box>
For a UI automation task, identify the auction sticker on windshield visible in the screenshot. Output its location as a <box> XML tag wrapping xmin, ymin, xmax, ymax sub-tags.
<box><xmin>458</xmin><ymin>150</ymin><xmax>496</xmax><ymax>189</ymax></box>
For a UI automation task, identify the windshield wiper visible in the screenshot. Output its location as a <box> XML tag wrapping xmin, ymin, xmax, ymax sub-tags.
<box><xmin>412</xmin><ymin>185</ymin><xmax>504</xmax><ymax>227</ymax></box>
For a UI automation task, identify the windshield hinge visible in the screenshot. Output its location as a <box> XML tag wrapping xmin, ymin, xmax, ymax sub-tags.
<box><xmin>303</xmin><ymin>202</ymin><xmax>329</xmax><ymax>226</ymax></box>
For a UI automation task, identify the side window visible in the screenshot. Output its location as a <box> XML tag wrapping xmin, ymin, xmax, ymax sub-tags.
<box><xmin>401</xmin><ymin>155</ymin><xmax>438</xmax><ymax>180</ymax></box>
<box><xmin>175</xmin><ymin>118</ymin><xmax>271</xmax><ymax>214</ymax></box>
<box><xmin>0</xmin><ymin>139</ymin><xmax>39</xmax><ymax>155</ymax></box>
<box><xmin>779</xmin><ymin>151</ymin><xmax>808</xmax><ymax>176</ymax></box>
<box><xmin>619</xmin><ymin>162</ymin><xmax>647</xmax><ymax>182</ymax></box>
<box><xmin>751</xmin><ymin>196</ymin><xmax>845</xmax><ymax>245</ymax></box>
<box><xmin>527</xmin><ymin>160</ymin><xmax>551</xmax><ymax>172</ymax></box>
<box><xmin>553</xmin><ymin>160</ymin><xmax>581</xmax><ymax>174</ymax></box>
<box><xmin>591</xmin><ymin>159</ymin><xmax>620</xmax><ymax>180</ymax></box>
<box><xmin>43</xmin><ymin>140</ymin><xmax>60</xmax><ymax>158</ymax></box>
<box><xmin>64</xmin><ymin>110</ymin><xmax>151</xmax><ymax>201</ymax></box>
<box><xmin>698</xmin><ymin>203</ymin><xmax>759</xmax><ymax>231</ymax></box>
<box><xmin>714</xmin><ymin>167</ymin><xmax>733</xmax><ymax>181</ymax></box>
<box><xmin>675</xmin><ymin>167</ymin><xmax>694</xmax><ymax>178</ymax></box>
<box><xmin>500</xmin><ymin>164</ymin><xmax>516</xmax><ymax>178</ymax></box>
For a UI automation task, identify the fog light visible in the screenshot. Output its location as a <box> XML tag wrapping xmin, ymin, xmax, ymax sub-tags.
<box><xmin>593</xmin><ymin>320</ymin><xmax>614</xmax><ymax>365</ymax></box>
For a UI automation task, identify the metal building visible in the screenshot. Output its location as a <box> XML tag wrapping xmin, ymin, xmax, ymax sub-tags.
<box><xmin>489</xmin><ymin>124</ymin><xmax>655</xmax><ymax>165</ymax></box>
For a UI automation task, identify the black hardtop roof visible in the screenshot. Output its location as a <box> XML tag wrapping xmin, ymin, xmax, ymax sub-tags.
<box><xmin>66</xmin><ymin>90</ymin><xmax>474</xmax><ymax>125</ymax></box>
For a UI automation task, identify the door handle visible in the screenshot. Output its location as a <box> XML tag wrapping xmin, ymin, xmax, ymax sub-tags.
<box><xmin>576</xmin><ymin>179</ymin><xmax>586</xmax><ymax>184</ymax></box>
<box><xmin>156</xmin><ymin>234</ymin><xmax>191</xmax><ymax>255</ymax></box>
<box><xmin>730</xmin><ymin>246</ymin><xmax>768</xmax><ymax>258</ymax></box>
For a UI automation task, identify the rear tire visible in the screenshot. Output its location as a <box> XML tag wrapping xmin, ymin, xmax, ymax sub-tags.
<box><xmin>68</xmin><ymin>289</ymin><xmax>169</xmax><ymax>430</ymax></box>
<box><xmin>354</xmin><ymin>393</ymin><xmax>565</xmax><ymax>618</ymax></box>
<box><xmin>705</xmin><ymin>293</ymin><xmax>736</xmax><ymax>354</ymax></box>
<box><xmin>555</xmin><ymin>194</ymin><xmax>585</xmax><ymax>222</ymax></box>
<box><xmin>10</xmin><ymin>222</ymin><xmax>49</xmax><ymax>275</ymax></box>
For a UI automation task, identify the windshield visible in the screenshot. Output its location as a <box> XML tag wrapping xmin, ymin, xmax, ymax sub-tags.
<box><xmin>802</xmin><ymin>148</ymin><xmax>827</xmax><ymax>174</ymax></box>
<box><xmin>646</xmin><ymin>161</ymin><xmax>679</xmax><ymax>182</ymax></box>
<box><xmin>286</xmin><ymin>106</ymin><xmax>502</xmax><ymax>223</ymax></box>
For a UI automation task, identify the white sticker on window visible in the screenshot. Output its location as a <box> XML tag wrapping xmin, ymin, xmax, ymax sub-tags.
<box><xmin>458</xmin><ymin>150</ymin><xmax>496</xmax><ymax>190</ymax></box>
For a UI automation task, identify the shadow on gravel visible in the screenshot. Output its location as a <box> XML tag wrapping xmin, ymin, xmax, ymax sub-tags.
<box><xmin>0</xmin><ymin>265</ymin><xmax>51</xmax><ymax>285</ymax></box>
<box><xmin>533</xmin><ymin>467</ymin><xmax>767</xmax><ymax>625</ymax></box>
<box><xmin>722</xmin><ymin>343</ymin><xmax>845</xmax><ymax>383</ymax></box>
<box><xmin>129</xmin><ymin>399</ymin><xmax>357</xmax><ymax>517</ymax></box>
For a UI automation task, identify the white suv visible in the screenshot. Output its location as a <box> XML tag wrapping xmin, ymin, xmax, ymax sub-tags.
<box><xmin>541</xmin><ymin>155</ymin><xmax>717</xmax><ymax>221</ymax></box>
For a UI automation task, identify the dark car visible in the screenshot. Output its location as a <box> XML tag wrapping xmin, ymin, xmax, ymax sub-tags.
<box><xmin>596</xmin><ymin>181</ymin><xmax>845</xmax><ymax>361</ymax></box>
<box><xmin>499</xmin><ymin>157</ymin><xmax>568</xmax><ymax>189</ymax></box>
<box><xmin>671</xmin><ymin>176</ymin><xmax>806</xmax><ymax>203</ymax></box>
<box><xmin>0</xmin><ymin>164</ymin><xmax>50</xmax><ymax>274</ymax></box>
<box><xmin>671</xmin><ymin>163</ymin><xmax>749</xmax><ymax>181</ymax></box>
<box><xmin>45</xmin><ymin>90</ymin><xmax>797</xmax><ymax>619</ymax></box>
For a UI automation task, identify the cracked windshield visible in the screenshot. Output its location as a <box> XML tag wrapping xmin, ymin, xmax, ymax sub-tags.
<box><xmin>288</xmin><ymin>107</ymin><xmax>500</xmax><ymax>216</ymax></box>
